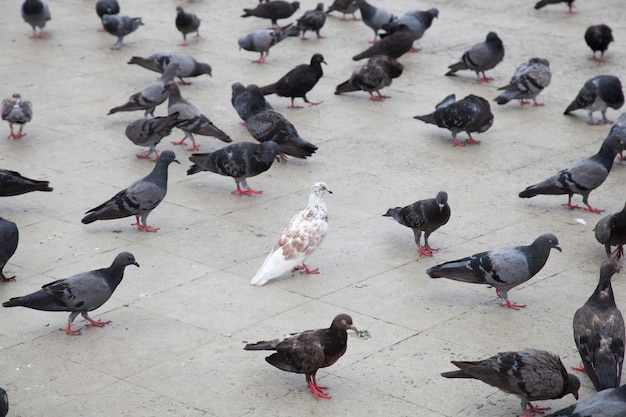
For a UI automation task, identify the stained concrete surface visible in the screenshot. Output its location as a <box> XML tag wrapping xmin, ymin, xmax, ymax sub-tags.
<box><xmin>1</xmin><ymin>0</ymin><xmax>626</xmax><ymax>416</ymax></box>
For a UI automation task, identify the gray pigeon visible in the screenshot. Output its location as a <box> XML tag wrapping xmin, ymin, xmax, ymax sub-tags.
<box><xmin>128</xmin><ymin>52</ymin><xmax>212</xmax><ymax>85</ymax></box>
<box><xmin>326</xmin><ymin>0</ymin><xmax>359</xmax><ymax>20</ymax></box>
<box><xmin>495</xmin><ymin>58</ymin><xmax>552</xmax><ymax>106</ymax></box>
<box><xmin>1</xmin><ymin>93</ymin><xmax>32</xmax><ymax>139</ymax></box>
<box><xmin>0</xmin><ymin>169</ymin><xmax>53</xmax><ymax>196</ymax></box>
<box><xmin>352</xmin><ymin>23</ymin><xmax>415</xmax><ymax>61</ymax></box>
<box><xmin>21</xmin><ymin>0</ymin><xmax>51</xmax><ymax>38</ymax></box>
<box><xmin>534</xmin><ymin>0</ymin><xmax>576</xmax><ymax>14</ymax></box>
<box><xmin>413</xmin><ymin>94</ymin><xmax>494</xmax><ymax>147</ymax></box>
<box><xmin>335</xmin><ymin>55</ymin><xmax>403</xmax><ymax>101</ymax></box>
<box><xmin>427</xmin><ymin>233</ymin><xmax>561</xmax><ymax>309</ymax></box>
<box><xmin>446</xmin><ymin>32</ymin><xmax>505</xmax><ymax>83</ymax></box>
<box><xmin>96</xmin><ymin>0</ymin><xmax>119</xmax><ymax>31</ymax></box>
<box><xmin>2</xmin><ymin>252</ymin><xmax>139</xmax><ymax>335</ymax></box>
<box><xmin>585</xmin><ymin>24</ymin><xmax>614</xmax><ymax>62</ymax></box>
<box><xmin>545</xmin><ymin>384</ymin><xmax>626</xmax><ymax>417</ymax></box>
<box><xmin>241</xmin><ymin>1</ymin><xmax>300</xmax><ymax>26</ymax></box>
<box><xmin>573</xmin><ymin>260</ymin><xmax>624</xmax><ymax>392</ymax></box>
<box><xmin>108</xmin><ymin>62</ymin><xmax>179</xmax><ymax>118</ymax></box>
<box><xmin>244</xmin><ymin>84</ymin><xmax>318</xmax><ymax>159</ymax></box>
<box><xmin>164</xmin><ymin>81</ymin><xmax>232</xmax><ymax>151</ymax></box>
<box><xmin>442</xmin><ymin>349</ymin><xmax>580</xmax><ymax>415</ymax></box>
<box><xmin>102</xmin><ymin>14</ymin><xmax>143</xmax><ymax>50</ymax></box>
<box><xmin>187</xmin><ymin>141</ymin><xmax>281</xmax><ymax>195</ymax></box>
<box><xmin>519</xmin><ymin>134</ymin><xmax>626</xmax><ymax>213</ymax></box>
<box><xmin>355</xmin><ymin>0</ymin><xmax>395</xmax><ymax>43</ymax></box>
<box><xmin>386</xmin><ymin>8</ymin><xmax>438</xmax><ymax>52</ymax></box>
<box><xmin>175</xmin><ymin>6</ymin><xmax>201</xmax><ymax>47</ymax></box>
<box><xmin>383</xmin><ymin>191</ymin><xmax>450</xmax><ymax>257</ymax></box>
<box><xmin>0</xmin><ymin>218</ymin><xmax>18</xmax><ymax>282</ymax></box>
<box><xmin>564</xmin><ymin>75</ymin><xmax>624</xmax><ymax>125</ymax></box>
<box><xmin>238</xmin><ymin>24</ymin><xmax>293</xmax><ymax>63</ymax></box>
<box><xmin>81</xmin><ymin>151</ymin><xmax>179</xmax><ymax>232</ymax></box>
<box><xmin>595</xmin><ymin>202</ymin><xmax>626</xmax><ymax>259</ymax></box>
<box><xmin>232</xmin><ymin>82</ymin><xmax>274</xmax><ymax>123</ymax></box>
<box><xmin>294</xmin><ymin>3</ymin><xmax>326</xmax><ymax>40</ymax></box>
<box><xmin>125</xmin><ymin>112</ymin><xmax>183</xmax><ymax>160</ymax></box>
<box><xmin>0</xmin><ymin>387</ymin><xmax>7</xmax><ymax>417</ymax></box>
<box><xmin>610</xmin><ymin>112</ymin><xmax>626</xmax><ymax>160</ymax></box>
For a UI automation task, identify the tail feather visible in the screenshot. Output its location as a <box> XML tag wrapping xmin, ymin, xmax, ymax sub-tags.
<box><xmin>534</xmin><ymin>0</ymin><xmax>549</xmax><ymax>9</ymax></box>
<box><xmin>564</xmin><ymin>99</ymin><xmax>581</xmax><ymax>115</ymax></box>
<box><xmin>413</xmin><ymin>113</ymin><xmax>436</xmax><ymax>125</ymax></box>
<box><xmin>445</xmin><ymin>61</ymin><xmax>466</xmax><ymax>75</ymax></box>
<box><xmin>334</xmin><ymin>79</ymin><xmax>358</xmax><ymax>94</ymax></box>
<box><xmin>518</xmin><ymin>175</ymin><xmax>563</xmax><ymax>198</ymax></box>
<box><xmin>494</xmin><ymin>92</ymin><xmax>513</xmax><ymax>105</ymax></box>
<box><xmin>241</xmin><ymin>9</ymin><xmax>253</xmax><ymax>17</ymax></box>
<box><xmin>259</xmin><ymin>83</ymin><xmax>277</xmax><ymax>96</ymax></box>
<box><xmin>595</xmin><ymin>357</ymin><xmax>620</xmax><ymax>390</ymax></box>
<box><xmin>441</xmin><ymin>370</ymin><xmax>473</xmax><ymax>379</ymax></box>
<box><xmin>243</xmin><ymin>339</ymin><xmax>281</xmax><ymax>350</ymax></box>
<box><xmin>280</xmin><ymin>137</ymin><xmax>318</xmax><ymax>159</ymax></box>
<box><xmin>352</xmin><ymin>50</ymin><xmax>371</xmax><ymax>61</ymax></box>
<box><xmin>426</xmin><ymin>260</ymin><xmax>484</xmax><ymax>284</ymax></box>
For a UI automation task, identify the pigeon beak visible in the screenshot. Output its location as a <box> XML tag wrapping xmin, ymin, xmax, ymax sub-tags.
<box><xmin>174</xmin><ymin>159</ymin><xmax>181</xmax><ymax>165</ymax></box>
<box><xmin>349</xmin><ymin>324</ymin><xmax>358</xmax><ymax>332</ymax></box>
<box><xmin>322</xmin><ymin>60</ymin><xmax>328</xmax><ymax>65</ymax></box>
<box><xmin>133</xmin><ymin>261</ymin><xmax>140</xmax><ymax>268</ymax></box>
<box><xmin>438</xmin><ymin>203</ymin><xmax>444</xmax><ymax>210</ymax></box>
<box><xmin>555</xmin><ymin>244</ymin><xmax>562</xmax><ymax>252</ymax></box>
<box><xmin>327</xmin><ymin>189</ymin><xmax>333</xmax><ymax>194</ymax></box>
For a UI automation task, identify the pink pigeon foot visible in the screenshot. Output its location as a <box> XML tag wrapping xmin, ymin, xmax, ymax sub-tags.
<box><xmin>86</xmin><ymin>317</ymin><xmax>111</xmax><ymax>328</ymax></box>
<box><xmin>293</xmin><ymin>263</ymin><xmax>319</xmax><ymax>274</ymax></box>
<box><xmin>232</xmin><ymin>186</ymin><xmax>262</xmax><ymax>196</ymax></box>
<box><xmin>584</xmin><ymin>204</ymin><xmax>604</xmax><ymax>214</ymax></box>
<box><xmin>409</xmin><ymin>47</ymin><xmax>422</xmax><ymax>53</ymax></box>
<box><xmin>571</xmin><ymin>363</ymin><xmax>585</xmax><ymax>372</ymax></box>
<box><xmin>62</xmin><ymin>321</ymin><xmax>81</xmax><ymax>336</ymax></box>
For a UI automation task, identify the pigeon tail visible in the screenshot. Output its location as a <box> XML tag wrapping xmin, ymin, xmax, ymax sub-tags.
<box><xmin>518</xmin><ymin>176</ymin><xmax>564</xmax><ymax>198</ymax></box>
<box><xmin>564</xmin><ymin>99</ymin><xmax>582</xmax><ymax>115</ymax></box>
<box><xmin>440</xmin><ymin>369</ymin><xmax>474</xmax><ymax>379</ymax></box>
<box><xmin>259</xmin><ymin>83</ymin><xmax>278</xmax><ymax>96</ymax></box>
<box><xmin>494</xmin><ymin>91</ymin><xmax>515</xmax><ymax>105</ymax></box>
<box><xmin>243</xmin><ymin>339</ymin><xmax>280</xmax><ymax>350</ymax></box>
<box><xmin>595</xmin><ymin>356</ymin><xmax>621</xmax><ymax>391</ymax></box>
<box><xmin>413</xmin><ymin>113</ymin><xmax>436</xmax><ymax>125</ymax></box>
<box><xmin>445</xmin><ymin>62</ymin><xmax>467</xmax><ymax>75</ymax></box>
<box><xmin>334</xmin><ymin>79</ymin><xmax>359</xmax><ymax>94</ymax></box>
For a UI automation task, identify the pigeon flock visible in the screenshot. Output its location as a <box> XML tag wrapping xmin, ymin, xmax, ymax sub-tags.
<box><xmin>2</xmin><ymin>0</ymin><xmax>626</xmax><ymax>415</ymax></box>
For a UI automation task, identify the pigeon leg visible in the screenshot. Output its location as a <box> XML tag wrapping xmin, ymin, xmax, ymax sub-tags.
<box><xmin>177</xmin><ymin>77</ymin><xmax>192</xmax><ymax>86</ymax></box>
<box><xmin>136</xmin><ymin>150</ymin><xmax>156</xmax><ymax>159</ymax></box>
<box><xmin>232</xmin><ymin>182</ymin><xmax>262</xmax><ymax>196</ymax></box>
<box><xmin>567</xmin><ymin>4</ymin><xmax>577</xmax><ymax>14</ymax></box>
<box><xmin>452</xmin><ymin>136</ymin><xmax>465</xmax><ymax>147</ymax></box>
<box><xmin>525</xmin><ymin>403</ymin><xmax>551</xmax><ymax>415</ymax></box>
<box><xmin>83</xmin><ymin>312</ymin><xmax>111</xmax><ymax>328</ymax></box>
<box><xmin>519</xmin><ymin>99</ymin><xmax>530</xmax><ymax>105</ymax></box>
<box><xmin>7</xmin><ymin>125</ymin><xmax>15</xmax><ymax>139</ymax></box>
<box><xmin>618</xmin><ymin>151</ymin><xmax>624</xmax><ymax>161</ymax></box>
<box><xmin>61</xmin><ymin>320</ymin><xmax>81</xmax><ymax>336</ymax></box>
<box><xmin>532</xmin><ymin>99</ymin><xmax>545</xmax><ymax>107</ymax></box>
<box><xmin>179</xmin><ymin>41</ymin><xmax>189</xmax><ymax>47</ymax></box>
<box><xmin>476</xmin><ymin>72</ymin><xmax>494</xmax><ymax>83</ymax></box>
<box><xmin>409</xmin><ymin>47</ymin><xmax>422</xmax><ymax>53</ymax></box>
<box><xmin>131</xmin><ymin>216</ymin><xmax>159</xmax><ymax>232</ymax></box>
<box><xmin>351</xmin><ymin>13</ymin><xmax>360</xmax><ymax>20</ymax></box>
<box><xmin>417</xmin><ymin>246</ymin><xmax>433</xmax><ymax>257</ymax></box>
<box><xmin>501</xmin><ymin>300</ymin><xmax>526</xmax><ymax>310</ymax></box>
<box><xmin>311</xmin><ymin>374</ymin><xmax>328</xmax><ymax>390</ymax></box>
<box><xmin>369</xmin><ymin>35</ymin><xmax>378</xmax><ymax>44</ymax></box>
<box><xmin>612</xmin><ymin>245</ymin><xmax>624</xmax><ymax>260</ymax></box>
<box><xmin>252</xmin><ymin>54</ymin><xmax>267</xmax><ymax>64</ymax></box>
<box><xmin>600</xmin><ymin>110</ymin><xmax>613</xmax><ymax>125</ymax></box>
<box><xmin>288</xmin><ymin>98</ymin><xmax>304</xmax><ymax>109</ymax></box>
<box><xmin>316</xmin><ymin>33</ymin><xmax>326</xmax><ymax>39</ymax></box>
<box><xmin>571</xmin><ymin>363</ymin><xmax>585</xmax><ymax>371</ymax></box>
<box><xmin>306</xmin><ymin>374</ymin><xmax>330</xmax><ymax>400</ymax></box>
<box><xmin>300</xmin><ymin>32</ymin><xmax>308</xmax><ymax>40</ymax></box>
<box><xmin>376</xmin><ymin>91</ymin><xmax>391</xmax><ymax>100</ymax></box>
<box><xmin>171</xmin><ymin>136</ymin><xmax>187</xmax><ymax>146</ymax></box>
<box><xmin>368</xmin><ymin>92</ymin><xmax>384</xmax><ymax>102</ymax></box>
<box><xmin>561</xmin><ymin>194</ymin><xmax>581</xmax><ymax>211</ymax></box>
<box><xmin>293</xmin><ymin>263</ymin><xmax>320</xmax><ymax>274</ymax></box>
<box><xmin>304</xmin><ymin>96</ymin><xmax>323</xmax><ymax>106</ymax></box>
<box><xmin>466</xmin><ymin>134</ymin><xmax>481</xmax><ymax>145</ymax></box>
<box><xmin>31</xmin><ymin>30</ymin><xmax>46</xmax><ymax>39</ymax></box>
<box><xmin>583</xmin><ymin>204</ymin><xmax>604</xmax><ymax>214</ymax></box>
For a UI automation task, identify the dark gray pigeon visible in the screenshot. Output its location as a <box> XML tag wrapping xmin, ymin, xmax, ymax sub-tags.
<box><xmin>427</xmin><ymin>233</ymin><xmax>561</xmax><ymax>309</ymax></box>
<box><xmin>495</xmin><ymin>58</ymin><xmax>551</xmax><ymax>106</ymax></box>
<box><xmin>2</xmin><ymin>252</ymin><xmax>139</xmax><ymax>335</ymax></box>
<box><xmin>355</xmin><ymin>0</ymin><xmax>395</xmax><ymax>43</ymax></box>
<box><xmin>386</xmin><ymin>8</ymin><xmax>438</xmax><ymax>52</ymax></box>
<box><xmin>164</xmin><ymin>82</ymin><xmax>232</xmax><ymax>151</ymax></box>
<box><xmin>0</xmin><ymin>387</ymin><xmax>7</xmax><ymax>417</ymax></box>
<box><xmin>187</xmin><ymin>141</ymin><xmax>281</xmax><ymax>195</ymax></box>
<box><xmin>175</xmin><ymin>6</ymin><xmax>201</xmax><ymax>47</ymax></box>
<box><xmin>519</xmin><ymin>134</ymin><xmax>625</xmax><ymax>213</ymax></box>
<box><xmin>128</xmin><ymin>52</ymin><xmax>212</xmax><ymax>85</ymax></box>
<box><xmin>96</xmin><ymin>0</ymin><xmax>119</xmax><ymax>31</ymax></box>
<box><xmin>383</xmin><ymin>191</ymin><xmax>450</xmax><ymax>257</ymax></box>
<box><xmin>238</xmin><ymin>24</ymin><xmax>292</xmax><ymax>63</ymax></box>
<box><xmin>0</xmin><ymin>169</ymin><xmax>52</xmax><ymax>196</ymax></box>
<box><xmin>244</xmin><ymin>84</ymin><xmax>318</xmax><ymax>159</ymax></box>
<box><xmin>326</xmin><ymin>0</ymin><xmax>359</xmax><ymax>20</ymax></box>
<box><xmin>413</xmin><ymin>94</ymin><xmax>494</xmax><ymax>147</ymax></box>
<box><xmin>442</xmin><ymin>349</ymin><xmax>580</xmax><ymax>416</ymax></box>
<box><xmin>241</xmin><ymin>1</ymin><xmax>300</xmax><ymax>26</ymax></box>
<box><xmin>21</xmin><ymin>0</ymin><xmax>51</xmax><ymax>38</ymax></box>
<box><xmin>585</xmin><ymin>24</ymin><xmax>614</xmax><ymax>62</ymax></box>
<box><xmin>446</xmin><ymin>32</ymin><xmax>505</xmax><ymax>83</ymax></box>
<box><xmin>573</xmin><ymin>260</ymin><xmax>624</xmax><ymax>392</ymax></box>
<box><xmin>564</xmin><ymin>75</ymin><xmax>624</xmax><ymax>125</ymax></box>
<box><xmin>545</xmin><ymin>384</ymin><xmax>626</xmax><ymax>417</ymax></box>
<box><xmin>108</xmin><ymin>62</ymin><xmax>179</xmax><ymax>118</ymax></box>
<box><xmin>102</xmin><ymin>14</ymin><xmax>143</xmax><ymax>50</ymax></box>
<box><xmin>0</xmin><ymin>218</ymin><xmax>18</xmax><ymax>282</ymax></box>
<box><xmin>335</xmin><ymin>55</ymin><xmax>403</xmax><ymax>101</ymax></box>
<box><xmin>352</xmin><ymin>23</ymin><xmax>414</xmax><ymax>61</ymax></box>
<box><xmin>610</xmin><ymin>112</ymin><xmax>626</xmax><ymax>160</ymax></box>
<box><xmin>1</xmin><ymin>93</ymin><xmax>32</xmax><ymax>139</ymax></box>
<box><xmin>534</xmin><ymin>0</ymin><xmax>576</xmax><ymax>14</ymax></box>
<box><xmin>232</xmin><ymin>82</ymin><xmax>274</xmax><ymax>123</ymax></box>
<box><xmin>125</xmin><ymin>112</ymin><xmax>183</xmax><ymax>160</ymax></box>
<box><xmin>244</xmin><ymin>314</ymin><xmax>357</xmax><ymax>400</ymax></box>
<box><xmin>81</xmin><ymin>151</ymin><xmax>179</xmax><ymax>232</ymax></box>
<box><xmin>595</xmin><ymin>202</ymin><xmax>626</xmax><ymax>259</ymax></box>
<box><xmin>294</xmin><ymin>3</ymin><xmax>326</xmax><ymax>40</ymax></box>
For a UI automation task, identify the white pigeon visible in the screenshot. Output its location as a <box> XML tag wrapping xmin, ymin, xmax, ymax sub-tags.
<box><xmin>251</xmin><ymin>182</ymin><xmax>331</xmax><ymax>286</ymax></box>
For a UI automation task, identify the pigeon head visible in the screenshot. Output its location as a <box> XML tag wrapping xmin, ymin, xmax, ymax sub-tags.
<box><xmin>197</xmin><ymin>63</ymin><xmax>212</xmax><ymax>77</ymax></box>
<box><xmin>311</xmin><ymin>182</ymin><xmax>332</xmax><ymax>196</ymax></box>
<box><xmin>263</xmin><ymin>141</ymin><xmax>281</xmax><ymax>157</ymax></box>
<box><xmin>311</xmin><ymin>53</ymin><xmax>327</xmax><ymax>66</ymax></box>
<box><xmin>536</xmin><ymin>233</ymin><xmax>561</xmax><ymax>252</ymax></box>
<box><xmin>315</xmin><ymin>3</ymin><xmax>324</xmax><ymax>12</ymax></box>
<box><xmin>331</xmin><ymin>314</ymin><xmax>358</xmax><ymax>332</ymax></box>
<box><xmin>436</xmin><ymin>191</ymin><xmax>448</xmax><ymax>210</ymax></box>
<box><xmin>565</xmin><ymin>374</ymin><xmax>580</xmax><ymax>400</ymax></box>
<box><xmin>291</xmin><ymin>1</ymin><xmax>300</xmax><ymax>11</ymax></box>
<box><xmin>529</xmin><ymin>57</ymin><xmax>549</xmax><ymax>67</ymax></box>
<box><xmin>599</xmin><ymin>259</ymin><xmax>621</xmax><ymax>290</ymax></box>
<box><xmin>113</xmin><ymin>252</ymin><xmax>140</xmax><ymax>268</ymax></box>
<box><xmin>157</xmin><ymin>150</ymin><xmax>180</xmax><ymax>166</ymax></box>
<box><xmin>176</xmin><ymin>6</ymin><xmax>185</xmax><ymax>14</ymax></box>
<box><xmin>232</xmin><ymin>82</ymin><xmax>245</xmax><ymax>95</ymax></box>
<box><xmin>486</xmin><ymin>31</ymin><xmax>500</xmax><ymax>42</ymax></box>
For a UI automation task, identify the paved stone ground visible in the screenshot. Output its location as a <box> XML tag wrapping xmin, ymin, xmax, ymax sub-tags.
<box><xmin>1</xmin><ymin>0</ymin><xmax>625</xmax><ymax>416</ymax></box>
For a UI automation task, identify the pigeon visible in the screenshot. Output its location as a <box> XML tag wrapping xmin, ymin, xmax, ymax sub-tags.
<box><xmin>101</xmin><ymin>14</ymin><xmax>143</xmax><ymax>50</ymax></box>
<box><xmin>0</xmin><ymin>169</ymin><xmax>53</xmax><ymax>196</ymax></box>
<box><xmin>294</xmin><ymin>3</ymin><xmax>326</xmax><ymax>40</ymax></box>
<box><xmin>352</xmin><ymin>23</ymin><xmax>414</xmax><ymax>61</ymax></box>
<box><xmin>21</xmin><ymin>0</ymin><xmax>51</xmax><ymax>38</ymax></box>
<box><xmin>585</xmin><ymin>24</ymin><xmax>614</xmax><ymax>62</ymax></box>
<box><xmin>442</xmin><ymin>349</ymin><xmax>580</xmax><ymax>417</ymax></box>
<box><xmin>545</xmin><ymin>384</ymin><xmax>626</xmax><ymax>417</ymax></box>
<box><xmin>95</xmin><ymin>0</ymin><xmax>119</xmax><ymax>31</ymax></box>
<box><xmin>564</xmin><ymin>75</ymin><xmax>624</xmax><ymax>125</ymax></box>
<box><xmin>108</xmin><ymin>62</ymin><xmax>179</xmax><ymax>118</ymax></box>
<box><xmin>241</xmin><ymin>1</ymin><xmax>300</xmax><ymax>26</ymax></box>
<box><xmin>326</xmin><ymin>0</ymin><xmax>359</xmax><ymax>20</ymax></box>
<box><xmin>383</xmin><ymin>191</ymin><xmax>450</xmax><ymax>257</ymax></box>
<box><xmin>611</xmin><ymin>112</ymin><xmax>626</xmax><ymax>160</ymax></box>
<box><xmin>259</xmin><ymin>53</ymin><xmax>326</xmax><ymax>108</ymax></box>
<box><xmin>232</xmin><ymin>82</ymin><xmax>274</xmax><ymax>123</ymax></box>
<box><xmin>573</xmin><ymin>260</ymin><xmax>624</xmax><ymax>392</ymax></box>
<box><xmin>2</xmin><ymin>252</ymin><xmax>139</xmax><ymax>335</ymax></box>
<box><xmin>427</xmin><ymin>233</ymin><xmax>561</xmax><ymax>309</ymax></box>
<box><xmin>0</xmin><ymin>218</ymin><xmax>18</xmax><ymax>282</ymax></box>
<box><xmin>244</xmin><ymin>314</ymin><xmax>357</xmax><ymax>399</ymax></box>
<box><xmin>413</xmin><ymin>94</ymin><xmax>494</xmax><ymax>147</ymax></box>
<box><xmin>250</xmin><ymin>182</ymin><xmax>331</xmax><ymax>286</ymax></box>
<box><xmin>128</xmin><ymin>52</ymin><xmax>212</xmax><ymax>85</ymax></box>
<box><xmin>534</xmin><ymin>0</ymin><xmax>576</xmax><ymax>14</ymax></box>
<box><xmin>595</xmin><ymin>202</ymin><xmax>626</xmax><ymax>259</ymax></box>
<box><xmin>175</xmin><ymin>6</ymin><xmax>201</xmax><ymax>47</ymax></box>
<box><xmin>244</xmin><ymin>84</ymin><xmax>318</xmax><ymax>159</ymax></box>
<box><xmin>238</xmin><ymin>25</ymin><xmax>293</xmax><ymax>63</ymax></box>
<box><xmin>187</xmin><ymin>141</ymin><xmax>281</xmax><ymax>196</ymax></box>
<box><xmin>1</xmin><ymin>93</ymin><xmax>33</xmax><ymax>139</ymax></box>
<box><xmin>81</xmin><ymin>151</ymin><xmax>179</xmax><ymax>232</ymax></box>
<box><xmin>446</xmin><ymin>32</ymin><xmax>505</xmax><ymax>83</ymax></box>
<box><xmin>0</xmin><ymin>387</ymin><xmax>7</xmax><ymax>417</ymax></box>
<box><xmin>125</xmin><ymin>112</ymin><xmax>184</xmax><ymax>160</ymax></box>
<box><xmin>335</xmin><ymin>55</ymin><xmax>403</xmax><ymax>101</ymax></box>
<box><xmin>355</xmin><ymin>0</ymin><xmax>395</xmax><ymax>44</ymax></box>
<box><xmin>519</xmin><ymin>134</ymin><xmax>625</xmax><ymax>213</ymax></box>
<box><xmin>164</xmin><ymin>81</ymin><xmax>232</xmax><ymax>151</ymax></box>
<box><xmin>495</xmin><ymin>58</ymin><xmax>552</xmax><ymax>106</ymax></box>
<box><xmin>385</xmin><ymin>8</ymin><xmax>438</xmax><ymax>52</ymax></box>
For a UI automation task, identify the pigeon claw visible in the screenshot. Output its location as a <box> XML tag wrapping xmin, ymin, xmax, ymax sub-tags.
<box><xmin>86</xmin><ymin>318</ymin><xmax>111</xmax><ymax>328</ymax></box>
<box><xmin>584</xmin><ymin>204</ymin><xmax>605</xmax><ymax>214</ymax></box>
<box><xmin>136</xmin><ymin>151</ymin><xmax>157</xmax><ymax>160</ymax></box>
<box><xmin>62</xmin><ymin>322</ymin><xmax>81</xmax><ymax>336</ymax></box>
<box><xmin>466</xmin><ymin>136</ymin><xmax>481</xmax><ymax>145</ymax></box>
<box><xmin>409</xmin><ymin>47</ymin><xmax>422</xmax><ymax>53</ymax></box>
<box><xmin>307</xmin><ymin>383</ymin><xmax>330</xmax><ymax>400</ymax></box>
<box><xmin>179</xmin><ymin>42</ymin><xmax>189</xmax><ymax>47</ymax></box>
<box><xmin>252</xmin><ymin>56</ymin><xmax>267</xmax><ymax>64</ymax></box>
<box><xmin>232</xmin><ymin>187</ymin><xmax>262</xmax><ymax>196</ymax></box>
<box><xmin>417</xmin><ymin>246</ymin><xmax>433</xmax><ymax>257</ymax></box>
<box><xmin>524</xmin><ymin>403</ymin><xmax>551</xmax><ymax>416</ymax></box>
<box><xmin>293</xmin><ymin>263</ymin><xmax>320</xmax><ymax>274</ymax></box>
<box><xmin>561</xmin><ymin>202</ymin><xmax>582</xmax><ymax>211</ymax></box>
<box><xmin>501</xmin><ymin>300</ymin><xmax>526</xmax><ymax>310</ymax></box>
<box><xmin>571</xmin><ymin>363</ymin><xmax>585</xmax><ymax>372</ymax></box>
<box><xmin>452</xmin><ymin>138</ymin><xmax>465</xmax><ymax>147</ymax></box>
<box><xmin>532</xmin><ymin>100</ymin><xmax>545</xmax><ymax>107</ymax></box>
<box><xmin>132</xmin><ymin>218</ymin><xmax>159</xmax><ymax>232</ymax></box>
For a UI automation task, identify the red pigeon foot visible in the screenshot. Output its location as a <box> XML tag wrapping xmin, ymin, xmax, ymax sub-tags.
<box><xmin>409</xmin><ymin>47</ymin><xmax>422</xmax><ymax>53</ymax></box>
<box><xmin>307</xmin><ymin>383</ymin><xmax>330</xmax><ymax>400</ymax></box>
<box><xmin>293</xmin><ymin>263</ymin><xmax>319</xmax><ymax>274</ymax></box>
<box><xmin>418</xmin><ymin>247</ymin><xmax>433</xmax><ymax>257</ymax></box>
<box><xmin>86</xmin><ymin>318</ymin><xmax>111</xmax><ymax>328</ymax></box>
<box><xmin>501</xmin><ymin>300</ymin><xmax>526</xmax><ymax>310</ymax></box>
<box><xmin>453</xmin><ymin>138</ymin><xmax>465</xmax><ymax>147</ymax></box>
<box><xmin>584</xmin><ymin>205</ymin><xmax>604</xmax><ymax>214</ymax></box>
<box><xmin>232</xmin><ymin>187</ymin><xmax>262</xmax><ymax>196</ymax></box>
<box><xmin>571</xmin><ymin>363</ymin><xmax>585</xmax><ymax>372</ymax></box>
<box><xmin>562</xmin><ymin>202</ymin><xmax>582</xmax><ymax>211</ymax></box>
<box><xmin>62</xmin><ymin>322</ymin><xmax>81</xmax><ymax>336</ymax></box>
